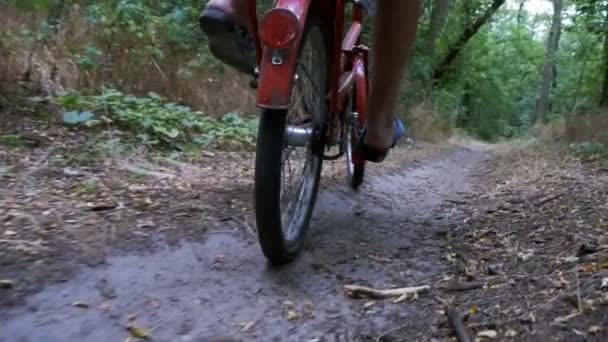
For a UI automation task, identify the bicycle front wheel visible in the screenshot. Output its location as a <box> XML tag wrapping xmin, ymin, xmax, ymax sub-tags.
<box><xmin>254</xmin><ymin>10</ymin><xmax>328</xmax><ymax>264</ymax></box>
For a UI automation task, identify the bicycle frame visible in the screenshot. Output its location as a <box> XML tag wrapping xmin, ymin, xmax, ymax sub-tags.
<box><xmin>250</xmin><ymin>0</ymin><xmax>368</xmax><ymax>120</ymax></box>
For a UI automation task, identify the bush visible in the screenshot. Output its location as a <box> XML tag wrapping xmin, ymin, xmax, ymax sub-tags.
<box><xmin>50</xmin><ymin>88</ymin><xmax>257</xmax><ymax>149</ymax></box>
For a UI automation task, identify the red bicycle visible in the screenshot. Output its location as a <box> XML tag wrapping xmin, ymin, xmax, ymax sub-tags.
<box><xmin>249</xmin><ymin>0</ymin><xmax>371</xmax><ymax>263</ymax></box>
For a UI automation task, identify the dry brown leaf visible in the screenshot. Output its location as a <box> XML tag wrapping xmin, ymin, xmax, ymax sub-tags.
<box><xmin>286</xmin><ymin>310</ymin><xmax>301</xmax><ymax>321</ymax></box>
<box><xmin>468</xmin><ymin>304</ymin><xmax>479</xmax><ymax>315</ymax></box>
<box><xmin>554</xmin><ymin>273</ymin><xmax>570</xmax><ymax>288</ymax></box>
<box><xmin>127</xmin><ymin>325</ymin><xmax>151</xmax><ymax>340</ymax></box>
<box><xmin>583</xmin><ymin>263</ymin><xmax>596</xmax><ymax>272</ymax></box>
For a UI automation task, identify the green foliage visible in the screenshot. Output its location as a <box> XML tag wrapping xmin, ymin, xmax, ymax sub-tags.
<box><xmin>6</xmin><ymin>0</ymin><xmax>223</xmax><ymax>76</ymax></box>
<box><xmin>406</xmin><ymin>0</ymin><xmax>608</xmax><ymax>140</ymax></box>
<box><xmin>6</xmin><ymin>0</ymin><xmax>608</xmax><ymax>144</ymax></box>
<box><xmin>7</xmin><ymin>0</ymin><xmax>53</xmax><ymax>11</ymax></box>
<box><xmin>52</xmin><ymin>89</ymin><xmax>257</xmax><ymax>149</ymax></box>
<box><xmin>63</xmin><ymin>110</ymin><xmax>94</xmax><ymax>124</ymax></box>
<box><xmin>0</xmin><ymin>135</ymin><xmax>26</xmax><ymax>148</ymax></box>
<box><xmin>569</xmin><ymin>141</ymin><xmax>608</xmax><ymax>160</ymax></box>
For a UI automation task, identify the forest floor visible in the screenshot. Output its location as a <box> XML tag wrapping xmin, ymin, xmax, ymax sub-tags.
<box><xmin>2</xmin><ymin>89</ymin><xmax>608</xmax><ymax>341</ymax></box>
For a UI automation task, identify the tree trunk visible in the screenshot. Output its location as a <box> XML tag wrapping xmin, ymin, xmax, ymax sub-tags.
<box><xmin>433</xmin><ymin>0</ymin><xmax>506</xmax><ymax>81</ymax></box>
<box><xmin>599</xmin><ymin>10</ymin><xmax>608</xmax><ymax>107</ymax></box>
<box><xmin>571</xmin><ymin>58</ymin><xmax>588</xmax><ymax>116</ymax></box>
<box><xmin>534</xmin><ymin>0</ymin><xmax>563</xmax><ymax>123</ymax></box>
<box><xmin>426</xmin><ymin>0</ymin><xmax>451</xmax><ymax>60</ymax></box>
<box><xmin>517</xmin><ymin>0</ymin><xmax>526</xmax><ymax>26</ymax></box>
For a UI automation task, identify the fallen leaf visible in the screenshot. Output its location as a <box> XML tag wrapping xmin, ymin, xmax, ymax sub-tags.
<box><xmin>600</xmin><ymin>261</ymin><xmax>608</xmax><ymax>269</ymax></box>
<box><xmin>127</xmin><ymin>325</ymin><xmax>151</xmax><ymax>340</ymax></box>
<box><xmin>446</xmin><ymin>253</ymin><xmax>457</xmax><ymax>263</ymax></box>
<box><xmin>3</xmin><ymin>230</ymin><xmax>17</xmax><ymax>236</ymax></box>
<box><xmin>602</xmin><ymin>278</ymin><xmax>608</xmax><ymax>291</ymax></box>
<box><xmin>477</xmin><ymin>330</ymin><xmax>497</xmax><ymax>339</ymax></box>
<box><xmin>240</xmin><ymin>320</ymin><xmax>256</xmax><ymax>333</ymax></box>
<box><xmin>286</xmin><ymin>310</ymin><xmax>301</xmax><ymax>321</ymax></box>
<box><xmin>583</xmin><ymin>263</ymin><xmax>597</xmax><ymax>272</ymax></box>
<box><xmin>0</xmin><ymin>279</ymin><xmax>14</xmax><ymax>289</ymax></box>
<box><xmin>72</xmin><ymin>301</ymin><xmax>90</xmax><ymax>309</ymax></box>
<box><xmin>572</xmin><ymin>329</ymin><xmax>585</xmax><ymax>337</ymax></box>
<box><xmin>562</xmin><ymin>256</ymin><xmax>579</xmax><ymax>263</ymax></box>
<box><xmin>589</xmin><ymin>326</ymin><xmax>602</xmax><ymax>335</ymax></box>
<box><xmin>468</xmin><ymin>304</ymin><xmax>479</xmax><ymax>315</ymax></box>
<box><xmin>363</xmin><ymin>301</ymin><xmax>375</xmax><ymax>309</ymax></box>
<box><xmin>85</xmin><ymin>119</ymin><xmax>102</xmax><ymax>127</ymax></box>
<box><xmin>555</xmin><ymin>273</ymin><xmax>570</xmax><ymax>288</ymax></box>
<box><xmin>518</xmin><ymin>251</ymin><xmax>533</xmax><ymax>262</ymax></box>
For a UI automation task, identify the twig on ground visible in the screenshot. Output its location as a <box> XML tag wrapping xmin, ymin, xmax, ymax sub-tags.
<box><xmin>445</xmin><ymin>306</ymin><xmax>473</xmax><ymax>342</ymax></box>
<box><xmin>576</xmin><ymin>273</ymin><xmax>582</xmax><ymax>313</ymax></box>
<box><xmin>343</xmin><ymin>284</ymin><xmax>430</xmax><ymax>302</ymax></box>
<box><xmin>375</xmin><ymin>323</ymin><xmax>409</xmax><ymax>342</ymax></box>
<box><xmin>535</xmin><ymin>193</ymin><xmax>564</xmax><ymax>206</ymax></box>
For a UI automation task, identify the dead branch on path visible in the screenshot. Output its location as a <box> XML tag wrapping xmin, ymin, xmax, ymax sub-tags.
<box><xmin>343</xmin><ymin>284</ymin><xmax>430</xmax><ymax>302</ymax></box>
<box><xmin>535</xmin><ymin>192</ymin><xmax>564</xmax><ymax>206</ymax></box>
<box><xmin>445</xmin><ymin>306</ymin><xmax>473</xmax><ymax>342</ymax></box>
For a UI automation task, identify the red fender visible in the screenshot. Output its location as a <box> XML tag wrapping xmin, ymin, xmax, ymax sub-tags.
<box><xmin>255</xmin><ymin>0</ymin><xmax>313</xmax><ymax>109</ymax></box>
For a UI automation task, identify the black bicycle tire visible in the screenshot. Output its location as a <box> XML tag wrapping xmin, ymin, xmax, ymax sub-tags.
<box><xmin>254</xmin><ymin>9</ymin><xmax>327</xmax><ymax>264</ymax></box>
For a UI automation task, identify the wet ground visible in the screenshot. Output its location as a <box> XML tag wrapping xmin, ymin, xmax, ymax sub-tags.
<box><xmin>0</xmin><ymin>146</ymin><xmax>491</xmax><ymax>341</ymax></box>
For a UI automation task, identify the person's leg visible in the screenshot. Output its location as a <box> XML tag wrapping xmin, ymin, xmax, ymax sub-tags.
<box><xmin>364</xmin><ymin>0</ymin><xmax>422</xmax><ymax>151</ymax></box>
<box><xmin>200</xmin><ymin>0</ymin><xmax>256</xmax><ymax>74</ymax></box>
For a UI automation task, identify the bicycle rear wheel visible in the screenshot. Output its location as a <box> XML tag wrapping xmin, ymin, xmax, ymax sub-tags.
<box><xmin>254</xmin><ymin>10</ymin><xmax>328</xmax><ymax>264</ymax></box>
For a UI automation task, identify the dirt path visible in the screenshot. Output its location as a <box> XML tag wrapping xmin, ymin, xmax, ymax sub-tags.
<box><xmin>0</xmin><ymin>146</ymin><xmax>491</xmax><ymax>342</ymax></box>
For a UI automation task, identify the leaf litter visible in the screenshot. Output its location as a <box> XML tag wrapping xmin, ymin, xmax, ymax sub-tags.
<box><xmin>441</xmin><ymin>144</ymin><xmax>608</xmax><ymax>340</ymax></box>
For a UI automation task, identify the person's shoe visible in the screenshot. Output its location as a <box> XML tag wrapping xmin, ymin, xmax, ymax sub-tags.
<box><xmin>199</xmin><ymin>0</ymin><xmax>256</xmax><ymax>74</ymax></box>
<box><xmin>356</xmin><ymin>118</ymin><xmax>406</xmax><ymax>163</ymax></box>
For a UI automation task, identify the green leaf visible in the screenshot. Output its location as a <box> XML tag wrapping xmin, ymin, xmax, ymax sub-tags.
<box><xmin>166</xmin><ymin>128</ymin><xmax>180</xmax><ymax>138</ymax></box>
<box><xmin>63</xmin><ymin>111</ymin><xmax>95</xmax><ymax>125</ymax></box>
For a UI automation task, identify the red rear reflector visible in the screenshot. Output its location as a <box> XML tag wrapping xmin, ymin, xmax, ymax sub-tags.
<box><xmin>258</xmin><ymin>9</ymin><xmax>299</xmax><ymax>49</ymax></box>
